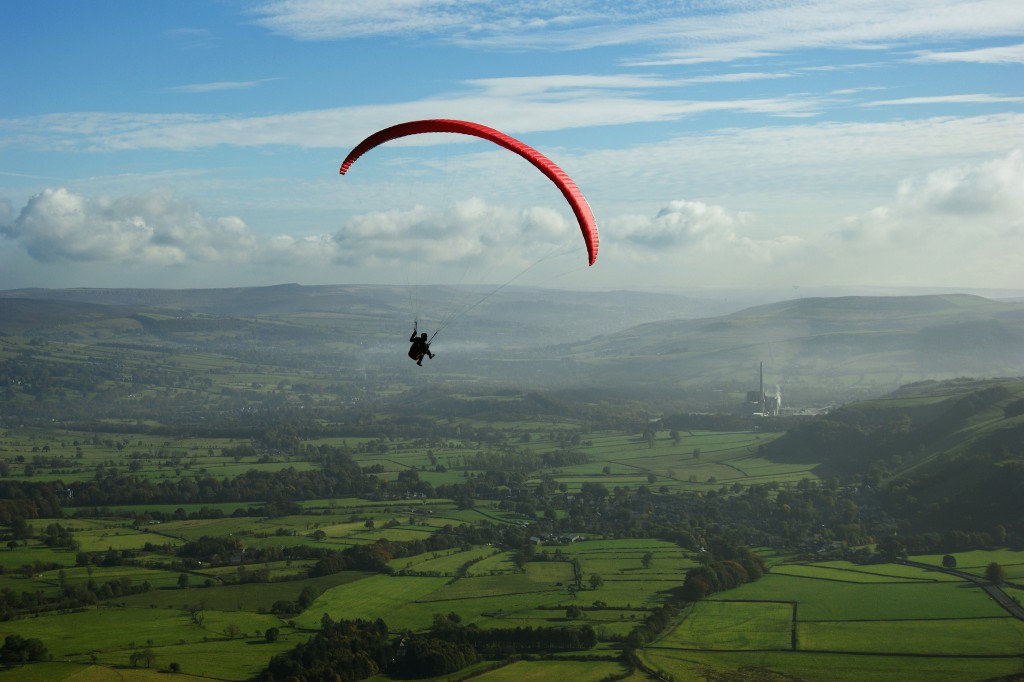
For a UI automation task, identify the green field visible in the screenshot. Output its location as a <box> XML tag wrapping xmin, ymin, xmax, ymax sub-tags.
<box><xmin>799</xmin><ymin>617</ymin><xmax>1024</xmax><ymax>656</ymax></box>
<box><xmin>643</xmin><ymin>558</ymin><xmax>1024</xmax><ymax>682</ymax></box>
<box><xmin>294</xmin><ymin>574</ymin><xmax>449</xmax><ymax>631</ymax></box>
<box><xmin>0</xmin><ymin>605</ymin><xmax>293</xmax><ymax>679</ymax></box>
<box><xmin>654</xmin><ymin>600</ymin><xmax>794</xmax><ymax>650</ymax></box>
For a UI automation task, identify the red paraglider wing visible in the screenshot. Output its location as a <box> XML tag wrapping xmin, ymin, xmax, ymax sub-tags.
<box><xmin>340</xmin><ymin>119</ymin><xmax>598</xmax><ymax>266</ymax></box>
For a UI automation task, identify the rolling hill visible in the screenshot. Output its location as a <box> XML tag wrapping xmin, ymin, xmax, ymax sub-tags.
<box><xmin>2</xmin><ymin>286</ymin><xmax>1022</xmax><ymax>407</ymax></box>
<box><xmin>759</xmin><ymin>376</ymin><xmax>1024</xmax><ymax>532</ymax></box>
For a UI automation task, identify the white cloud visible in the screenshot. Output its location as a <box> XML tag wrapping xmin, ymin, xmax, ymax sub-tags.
<box><xmin>826</xmin><ymin>150</ymin><xmax>1024</xmax><ymax>285</ymax></box>
<box><xmin>595</xmin><ymin>151</ymin><xmax>1024</xmax><ymax>288</ymax></box>
<box><xmin>1</xmin><ymin>188</ymin><xmax>260</xmax><ymax>266</ymax></box>
<box><xmin>0</xmin><ymin>189</ymin><xmax>582</xmax><ymax>276</ymax></box>
<box><xmin>613</xmin><ymin>199</ymin><xmax>803</xmax><ymax>263</ymax></box>
<box><xmin>838</xmin><ymin>149</ymin><xmax>1024</xmax><ymax>243</ymax></box>
<box><xmin>333</xmin><ymin>198</ymin><xmax>577</xmax><ymax>270</ymax></box>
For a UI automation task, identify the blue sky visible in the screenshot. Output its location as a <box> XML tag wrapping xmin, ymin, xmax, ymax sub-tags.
<box><xmin>2</xmin><ymin>0</ymin><xmax>1023</xmax><ymax>293</ymax></box>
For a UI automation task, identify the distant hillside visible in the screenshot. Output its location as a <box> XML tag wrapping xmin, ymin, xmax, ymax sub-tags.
<box><xmin>559</xmin><ymin>294</ymin><xmax>1024</xmax><ymax>404</ymax></box>
<box><xmin>760</xmin><ymin>377</ymin><xmax>1024</xmax><ymax>532</ymax></box>
<box><xmin>0</xmin><ymin>298</ymin><xmax>136</xmax><ymax>335</ymax></box>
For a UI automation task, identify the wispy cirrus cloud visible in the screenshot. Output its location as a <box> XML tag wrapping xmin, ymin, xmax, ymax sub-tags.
<box><xmin>164</xmin><ymin>78</ymin><xmax>279</xmax><ymax>94</ymax></box>
<box><xmin>913</xmin><ymin>42</ymin><xmax>1024</xmax><ymax>64</ymax></box>
<box><xmin>250</xmin><ymin>0</ymin><xmax>1024</xmax><ymax>65</ymax></box>
<box><xmin>0</xmin><ymin>80</ymin><xmax>825</xmax><ymax>152</ymax></box>
<box><xmin>862</xmin><ymin>94</ymin><xmax>1024</xmax><ymax>107</ymax></box>
<box><xmin>248</xmin><ymin>0</ymin><xmax>615</xmax><ymax>42</ymax></box>
<box><xmin>165</xmin><ymin>27</ymin><xmax>219</xmax><ymax>49</ymax></box>
<box><xmin>466</xmin><ymin>71</ymin><xmax>793</xmax><ymax>98</ymax></box>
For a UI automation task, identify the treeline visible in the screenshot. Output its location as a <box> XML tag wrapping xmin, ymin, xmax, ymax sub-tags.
<box><xmin>262</xmin><ymin>613</ymin><xmax>598</xmax><ymax>682</ymax></box>
<box><xmin>66</xmin><ymin>445</ymin><xmax>368</xmax><ymax>507</ymax></box>
<box><xmin>682</xmin><ymin>553</ymin><xmax>767</xmax><ymax>601</ymax></box>
<box><xmin>0</xmin><ymin>446</ymin><xmax>372</xmax><ymax>520</ymax></box>
<box><xmin>0</xmin><ymin>572</ymin><xmax>151</xmax><ymax>620</ymax></box>
<box><xmin>429</xmin><ymin>612</ymin><xmax>597</xmax><ymax>656</ymax></box>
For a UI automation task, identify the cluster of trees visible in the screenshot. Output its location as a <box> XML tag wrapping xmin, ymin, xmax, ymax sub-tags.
<box><xmin>681</xmin><ymin>544</ymin><xmax>767</xmax><ymax>602</ymax></box>
<box><xmin>1</xmin><ymin>634</ymin><xmax>49</xmax><ymax>667</ymax></box>
<box><xmin>269</xmin><ymin>586</ymin><xmax>321</xmax><ymax>616</ymax></box>
<box><xmin>393</xmin><ymin>634</ymin><xmax>476</xmax><ymax>678</ymax></box>
<box><xmin>262</xmin><ymin>617</ymin><xmax>391</xmax><ymax>682</ymax></box>
<box><xmin>0</xmin><ymin>481</ymin><xmax>65</xmax><ymax>523</ymax></box>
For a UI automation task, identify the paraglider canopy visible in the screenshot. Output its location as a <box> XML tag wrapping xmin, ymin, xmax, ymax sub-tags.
<box><xmin>340</xmin><ymin>119</ymin><xmax>598</xmax><ymax>266</ymax></box>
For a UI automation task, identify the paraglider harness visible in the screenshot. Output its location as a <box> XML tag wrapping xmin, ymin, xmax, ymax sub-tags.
<box><xmin>408</xmin><ymin>322</ymin><xmax>436</xmax><ymax>366</ymax></box>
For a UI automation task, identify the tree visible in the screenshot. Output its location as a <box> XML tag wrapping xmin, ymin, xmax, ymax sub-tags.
<box><xmin>1</xmin><ymin>635</ymin><xmax>49</xmax><ymax>667</ymax></box>
<box><xmin>177</xmin><ymin>573</ymin><xmax>190</xmax><ymax>589</ymax></box>
<box><xmin>994</xmin><ymin>524</ymin><xmax>1007</xmax><ymax>545</ymax></box>
<box><xmin>128</xmin><ymin>649</ymin><xmax>155</xmax><ymax>668</ymax></box>
<box><xmin>589</xmin><ymin>574</ymin><xmax>603</xmax><ymax>589</ymax></box>
<box><xmin>224</xmin><ymin>623</ymin><xmax>241</xmax><ymax>639</ymax></box>
<box><xmin>641</xmin><ymin>552</ymin><xmax>654</xmax><ymax>569</ymax></box>
<box><xmin>565</xmin><ymin>605</ymin><xmax>583</xmax><ymax>619</ymax></box>
<box><xmin>942</xmin><ymin>555</ymin><xmax>957</xmax><ymax>569</ymax></box>
<box><xmin>265</xmin><ymin>627</ymin><xmax>280</xmax><ymax>643</ymax></box>
<box><xmin>985</xmin><ymin>562</ymin><xmax>1007</xmax><ymax>585</ymax></box>
<box><xmin>187</xmin><ymin>602</ymin><xmax>205</xmax><ymax>626</ymax></box>
<box><xmin>876</xmin><ymin>535</ymin><xmax>907</xmax><ymax>562</ymax></box>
